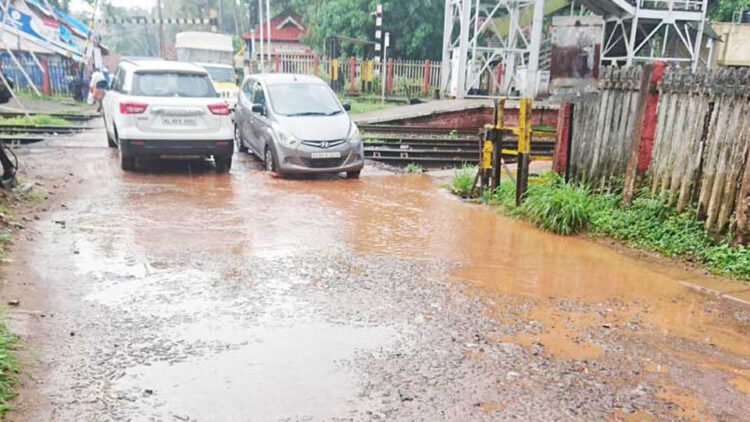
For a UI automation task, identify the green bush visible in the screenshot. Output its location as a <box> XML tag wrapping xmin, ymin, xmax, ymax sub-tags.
<box><xmin>405</xmin><ymin>163</ymin><xmax>423</xmax><ymax>174</ymax></box>
<box><xmin>0</xmin><ymin>115</ymin><xmax>71</xmax><ymax>126</ymax></box>
<box><xmin>451</xmin><ymin>166</ymin><xmax>477</xmax><ymax>196</ymax></box>
<box><xmin>521</xmin><ymin>179</ymin><xmax>593</xmax><ymax>235</ymax></box>
<box><xmin>0</xmin><ymin>316</ymin><xmax>19</xmax><ymax>415</ymax></box>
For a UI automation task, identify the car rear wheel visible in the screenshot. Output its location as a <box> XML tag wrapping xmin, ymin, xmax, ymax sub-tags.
<box><xmin>346</xmin><ymin>170</ymin><xmax>361</xmax><ymax>179</ymax></box>
<box><xmin>106</xmin><ymin>125</ymin><xmax>116</xmax><ymax>148</ymax></box>
<box><xmin>235</xmin><ymin>125</ymin><xmax>248</xmax><ymax>153</ymax></box>
<box><xmin>120</xmin><ymin>151</ymin><xmax>135</xmax><ymax>171</ymax></box>
<box><xmin>215</xmin><ymin>155</ymin><xmax>232</xmax><ymax>173</ymax></box>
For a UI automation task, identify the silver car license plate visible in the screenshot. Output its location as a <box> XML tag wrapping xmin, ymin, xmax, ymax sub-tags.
<box><xmin>162</xmin><ymin>117</ymin><xmax>197</xmax><ymax>126</ymax></box>
<box><xmin>310</xmin><ymin>152</ymin><xmax>341</xmax><ymax>159</ymax></box>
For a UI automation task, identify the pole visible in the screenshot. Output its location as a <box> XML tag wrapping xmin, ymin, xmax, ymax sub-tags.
<box><xmin>381</xmin><ymin>33</ymin><xmax>388</xmax><ymax>103</ymax></box>
<box><xmin>156</xmin><ymin>0</ymin><xmax>164</xmax><ymax>57</ymax></box>
<box><xmin>265</xmin><ymin>0</ymin><xmax>272</xmax><ymax>64</ymax></box>
<box><xmin>526</xmin><ymin>0</ymin><xmax>544</xmax><ymax>97</ymax></box>
<box><xmin>257</xmin><ymin>0</ymin><xmax>264</xmax><ymax>72</ymax></box>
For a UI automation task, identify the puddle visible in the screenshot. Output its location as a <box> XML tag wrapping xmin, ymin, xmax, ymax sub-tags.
<box><xmin>115</xmin><ymin>322</ymin><xmax>398</xmax><ymax>421</ymax></box>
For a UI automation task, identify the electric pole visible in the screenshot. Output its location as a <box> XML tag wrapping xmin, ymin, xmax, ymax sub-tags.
<box><xmin>156</xmin><ymin>0</ymin><xmax>164</xmax><ymax>57</ymax></box>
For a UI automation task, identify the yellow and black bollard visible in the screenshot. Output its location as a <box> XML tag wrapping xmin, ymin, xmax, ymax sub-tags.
<box><xmin>515</xmin><ymin>98</ymin><xmax>532</xmax><ymax>206</ymax></box>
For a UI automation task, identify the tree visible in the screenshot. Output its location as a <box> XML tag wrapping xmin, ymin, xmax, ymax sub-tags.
<box><xmin>297</xmin><ymin>0</ymin><xmax>444</xmax><ymax>60</ymax></box>
<box><xmin>708</xmin><ymin>0</ymin><xmax>750</xmax><ymax>22</ymax></box>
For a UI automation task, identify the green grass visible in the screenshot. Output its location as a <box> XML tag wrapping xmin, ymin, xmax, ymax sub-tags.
<box><xmin>457</xmin><ymin>171</ymin><xmax>750</xmax><ymax>280</ymax></box>
<box><xmin>0</xmin><ymin>115</ymin><xmax>71</xmax><ymax>126</ymax></box>
<box><xmin>451</xmin><ymin>165</ymin><xmax>477</xmax><ymax>196</ymax></box>
<box><xmin>340</xmin><ymin>98</ymin><xmax>397</xmax><ymax>114</ymax></box>
<box><xmin>405</xmin><ymin>163</ymin><xmax>423</xmax><ymax>174</ymax></box>
<box><xmin>0</xmin><ymin>312</ymin><xmax>19</xmax><ymax>415</ymax></box>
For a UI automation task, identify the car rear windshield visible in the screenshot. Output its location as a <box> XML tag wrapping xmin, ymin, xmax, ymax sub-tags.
<box><xmin>131</xmin><ymin>71</ymin><xmax>217</xmax><ymax>97</ymax></box>
<box><xmin>203</xmin><ymin>66</ymin><xmax>235</xmax><ymax>83</ymax></box>
<box><xmin>268</xmin><ymin>83</ymin><xmax>342</xmax><ymax>116</ymax></box>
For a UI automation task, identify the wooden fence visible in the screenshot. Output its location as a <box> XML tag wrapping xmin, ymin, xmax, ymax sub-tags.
<box><xmin>559</xmin><ymin>65</ymin><xmax>750</xmax><ymax>240</ymax></box>
<box><xmin>568</xmin><ymin>67</ymin><xmax>643</xmax><ymax>186</ymax></box>
<box><xmin>650</xmin><ymin>68</ymin><xmax>750</xmax><ymax>233</ymax></box>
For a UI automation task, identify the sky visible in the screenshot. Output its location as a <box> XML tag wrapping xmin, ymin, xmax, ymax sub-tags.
<box><xmin>71</xmin><ymin>0</ymin><xmax>156</xmax><ymax>15</ymax></box>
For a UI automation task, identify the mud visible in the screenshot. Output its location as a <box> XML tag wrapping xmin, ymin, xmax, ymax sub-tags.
<box><xmin>2</xmin><ymin>124</ymin><xmax>750</xmax><ymax>421</ymax></box>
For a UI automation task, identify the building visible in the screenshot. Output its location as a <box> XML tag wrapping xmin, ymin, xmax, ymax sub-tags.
<box><xmin>0</xmin><ymin>0</ymin><xmax>106</xmax><ymax>95</ymax></box>
<box><xmin>710</xmin><ymin>21</ymin><xmax>750</xmax><ymax>68</ymax></box>
<box><xmin>242</xmin><ymin>11</ymin><xmax>314</xmax><ymax>60</ymax></box>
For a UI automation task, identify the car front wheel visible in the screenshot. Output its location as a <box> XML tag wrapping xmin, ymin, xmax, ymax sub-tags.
<box><xmin>346</xmin><ymin>170</ymin><xmax>361</xmax><ymax>179</ymax></box>
<box><xmin>264</xmin><ymin>147</ymin><xmax>276</xmax><ymax>173</ymax></box>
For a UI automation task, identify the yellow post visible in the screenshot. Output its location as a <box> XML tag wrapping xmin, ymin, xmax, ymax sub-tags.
<box><xmin>482</xmin><ymin>140</ymin><xmax>493</xmax><ymax>170</ymax></box>
<box><xmin>516</xmin><ymin>97</ymin><xmax>533</xmax><ymax>206</ymax></box>
<box><xmin>518</xmin><ymin>97</ymin><xmax>531</xmax><ymax>155</ymax></box>
<box><xmin>495</xmin><ymin>98</ymin><xmax>505</xmax><ymax>130</ymax></box>
<box><xmin>331</xmin><ymin>58</ymin><xmax>339</xmax><ymax>81</ymax></box>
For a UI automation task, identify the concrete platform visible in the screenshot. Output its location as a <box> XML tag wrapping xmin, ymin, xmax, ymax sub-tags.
<box><xmin>353</xmin><ymin>98</ymin><xmax>559</xmax><ymax>129</ymax></box>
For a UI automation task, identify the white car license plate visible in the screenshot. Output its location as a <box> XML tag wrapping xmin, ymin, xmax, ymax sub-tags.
<box><xmin>162</xmin><ymin>117</ymin><xmax>197</xmax><ymax>126</ymax></box>
<box><xmin>310</xmin><ymin>152</ymin><xmax>341</xmax><ymax>159</ymax></box>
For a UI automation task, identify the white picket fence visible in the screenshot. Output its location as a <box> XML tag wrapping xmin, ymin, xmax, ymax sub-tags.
<box><xmin>249</xmin><ymin>55</ymin><xmax>442</xmax><ymax>98</ymax></box>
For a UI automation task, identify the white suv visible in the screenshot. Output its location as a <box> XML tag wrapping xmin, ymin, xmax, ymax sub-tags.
<box><xmin>101</xmin><ymin>60</ymin><xmax>234</xmax><ymax>172</ymax></box>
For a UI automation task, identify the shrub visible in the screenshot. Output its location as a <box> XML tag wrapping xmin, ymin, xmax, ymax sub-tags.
<box><xmin>405</xmin><ymin>163</ymin><xmax>423</xmax><ymax>174</ymax></box>
<box><xmin>520</xmin><ymin>179</ymin><xmax>593</xmax><ymax>235</ymax></box>
<box><xmin>451</xmin><ymin>166</ymin><xmax>477</xmax><ymax>196</ymax></box>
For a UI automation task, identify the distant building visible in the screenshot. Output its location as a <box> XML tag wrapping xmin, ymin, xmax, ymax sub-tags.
<box><xmin>710</xmin><ymin>22</ymin><xmax>750</xmax><ymax>68</ymax></box>
<box><xmin>242</xmin><ymin>11</ymin><xmax>314</xmax><ymax>60</ymax></box>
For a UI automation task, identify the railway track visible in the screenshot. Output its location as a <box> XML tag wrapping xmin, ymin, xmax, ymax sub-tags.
<box><xmin>360</xmin><ymin>125</ymin><xmax>555</xmax><ymax>168</ymax></box>
<box><xmin>0</xmin><ymin>124</ymin><xmax>89</xmax><ymax>135</ymax></box>
<box><xmin>0</xmin><ymin>111</ymin><xmax>101</xmax><ymax>122</ymax></box>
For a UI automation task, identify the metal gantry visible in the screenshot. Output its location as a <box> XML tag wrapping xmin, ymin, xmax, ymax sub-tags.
<box><xmin>440</xmin><ymin>0</ymin><xmax>544</xmax><ymax>99</ymax></box>
<box><xmin>583</xmin><ymin>0</ymin><xmax>710</xmax><ymax>70</ymax></box>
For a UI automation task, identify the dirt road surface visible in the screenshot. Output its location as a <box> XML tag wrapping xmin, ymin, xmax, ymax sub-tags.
<box><xmin>2</xmin><ymin>124</ymin><xmax>750</xmax><ymax>421</ymax></box>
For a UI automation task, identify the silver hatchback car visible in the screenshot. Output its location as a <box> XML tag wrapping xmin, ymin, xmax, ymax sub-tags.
<box><xmin>234</xmin><ymin>74</ymin><xmax>365</xmax><ymax>178</ymax></box>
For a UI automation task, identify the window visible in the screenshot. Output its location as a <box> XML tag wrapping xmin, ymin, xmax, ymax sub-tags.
<box><xmin>267</xmin><ymin>83</ymin><xmax>342</xmax><ymax>116</ymax></box>
<box><xmin>131</xmin><ymin>72</ymin><xmax>217</xmax><ymax>97</ymax></box>
<box><xmin>242</xmin><ymin>79</ymin><xmax>254</xmax><ymax>96</ymax></box>
<box><xmin>252</xmin><ymin>82</ymin><xmax>266</xmax><ymax>105</ymax></box>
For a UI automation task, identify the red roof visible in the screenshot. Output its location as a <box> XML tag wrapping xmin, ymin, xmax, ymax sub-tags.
<box><xmin>242</xmin><ymin>11</ymin><xmax>306</xmax><ymax>42</ymax></box>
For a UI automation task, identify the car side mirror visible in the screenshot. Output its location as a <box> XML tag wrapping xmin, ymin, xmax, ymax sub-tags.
<box><xmin>342</xmin><ymin>102</ymin><xmax>351</xmax><ymax>111</ymax></box>
<box><xmin>252</xmin><ymin>104</ymin><xmax>265</xmax><ymax>115</ymax></box>
<box><xmin>96</xmin><ymin>80</ymin><xmax>108</xmax><ymax>90</ymax></box>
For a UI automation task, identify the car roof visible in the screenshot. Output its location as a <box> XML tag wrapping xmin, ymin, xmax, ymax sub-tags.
<box><xmin>120</xmin><ymin>60</ymin><xmax>208</xmax><ymax>74</ymax></box>
<box><xmin>195</xmin><ymin>62</ymin><xmax>233</xmax><ymax>69</ymax></box>
<box><xmin>250</xmin><ymin>73</ymin><xmax>325</xmax><ymax>85</ymax></box>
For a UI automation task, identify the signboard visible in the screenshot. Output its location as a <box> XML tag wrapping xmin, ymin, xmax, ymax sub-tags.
<box><xmin>0</xmin><ymin>6</ymin><xmax>87</xmax><ymax>59</ymax></box>
<box><xmin>549</xmin><ymin>16</ymin><xmax>604</xmax><ymax>97</ymax></box>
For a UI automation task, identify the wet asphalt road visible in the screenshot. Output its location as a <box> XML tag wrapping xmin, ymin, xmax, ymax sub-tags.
<box><xmin>3</xmin><ymin>125</ymin><xmax>750</xmax><ymax>421</ymax></box>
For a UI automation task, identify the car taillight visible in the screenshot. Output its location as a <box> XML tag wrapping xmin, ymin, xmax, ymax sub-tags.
<box><xmin>119</xmin><ymin>102</ymin><xmax>148</xmax><ymax>114</ymax></box>
<box><xmin>208</xmin><ymin>103</ymin><xmax>230</xmax><ymax>116</ymax></box>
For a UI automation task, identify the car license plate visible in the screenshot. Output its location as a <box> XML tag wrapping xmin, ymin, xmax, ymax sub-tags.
<box><xmin>162</xmin><ymin>117</ymin><xmax>197</xmax><ymax>126</ymax></box>
<box><xmin>310</xmin><ymin>152</ymin><xmax>341</xmax><ymax>159</ymax></box>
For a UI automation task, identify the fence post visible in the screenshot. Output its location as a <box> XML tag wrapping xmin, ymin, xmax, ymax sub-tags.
<box><xmin>386</xmin><ymin>58</ymin><xmax>393</xmax><ymax>95</ymax></box>
<box><xmin>733</xmin><ymin>142</ymin><xmax>750</xmax><ymax>245</ymax></box>
<box><xmin>495</xmin><ymin>64</ymin><xmax>503</xmax><ymax>94</ymax></box>
<box><xmin>274</xmin><ymin>55</ymin><xmax>280</xmax><ymax>73</ymax></box>
<box><xmin>41</xmin><ymin>57</ymin><xmax>50</xmax><ymax>96</ymax></box>
<box><xmin>313</xmin><ymin>54</ymin><xmax>319</xmax><ymax>75</ymax></box>
<box><xmin>622</xmin><ymin>63</ymin><xmax>655</xmax><ymax>205</ymax></box>
<box><xmin>637</xmin><ymin>61</ymin><xmax>666</xmax><ymax>172</ymax></box>
<box><xmin>552</xmin><ymin>103</ymin><xmax>572</xmax><ymax>173</ymax></box>
<box><xmin>422</xmin><ymin>59</ymin><xmax>430</xmax><ymax>97</ymax></box>
<box><xmin>349</xmin><ymin>57</ymin><xmax>355</xmax><ymax>93</ymax></box>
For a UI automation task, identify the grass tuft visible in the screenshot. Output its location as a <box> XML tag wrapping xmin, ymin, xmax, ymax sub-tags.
<box><xmin>452</xmin><ymin>170</ymin><xmax>750</xmax><ymax>280</ymax></box>
<box><xmin>451</xmin><ymin>166</ymin><xmax>477</xmax><ymax>196</ymax></box>
<box><xmin>0</xmin><ymin>313</ymin><xmax>19</xmax><ymax>415</ymax></box>
<box><xmin>0</xmin><ymin>115</ymin><xmax>71</xmax><ymax>126</ymax></box>
<box><xmin>405</xmin><ymin>163</ymin><xmax>423</xmax><ymax>174</ymax></box>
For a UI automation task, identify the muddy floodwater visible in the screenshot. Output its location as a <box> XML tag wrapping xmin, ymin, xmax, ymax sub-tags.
<box><xmin>3</xmin><ymin>127</ymin><xmax>750</xmax><ymax>421</ymax></box>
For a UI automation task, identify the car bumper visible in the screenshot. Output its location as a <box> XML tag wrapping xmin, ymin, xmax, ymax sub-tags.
<box><xmin>276</xmin><ymin>143</ymin><xmax>365</xmax><ymax>175</ymax></box>
<box><xmin>121</xmin><ymin>139</ymin><xmax>234</xmax><ymax>157</ymax></box>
